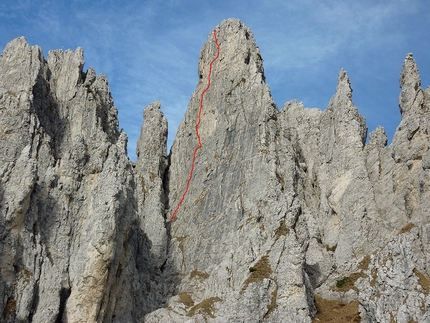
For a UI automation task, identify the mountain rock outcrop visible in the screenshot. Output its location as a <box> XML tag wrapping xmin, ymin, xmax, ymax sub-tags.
<box><xmin>0</xmin><ymin>37</ymin><xmax>148</xmax><ymax>322</ymax></box>
<box><xmin>1</xmin><ymin>18</ymin><xmax>429</xmax><ymax>323</ymax></box>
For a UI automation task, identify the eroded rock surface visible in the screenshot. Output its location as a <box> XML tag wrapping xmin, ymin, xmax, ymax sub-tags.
<box><xmin>1</xmin><ymin>19</ymin><xmax>430</xmax><ymax>323</ymax></box>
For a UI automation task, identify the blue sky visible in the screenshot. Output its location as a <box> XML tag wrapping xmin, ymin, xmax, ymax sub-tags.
<box><xmin>1</xmin><ymin>0</ymin><xmax>430</xmax><ymax>160</ymax></box>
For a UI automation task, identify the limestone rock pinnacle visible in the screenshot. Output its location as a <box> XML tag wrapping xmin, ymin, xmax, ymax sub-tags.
<box><xmin>399</xmin><ymin>53</ymin><xmax>421</xmax><ymax>115</ymax></box>
<box><xmin>135</xmin><ymin>100</ymin><xmax>168</xmax><ymax>268</ymax></box>
<box><xmin>391</xmin><ymin>53</ymin><xmax>430</xmax><ymax>163</ymax></box>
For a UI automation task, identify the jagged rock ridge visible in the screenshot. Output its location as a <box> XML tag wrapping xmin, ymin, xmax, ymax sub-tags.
<box><xmin>1</xmin><ymin>18</ymin><xmax>430</xmax><ymax>323</ymax></box>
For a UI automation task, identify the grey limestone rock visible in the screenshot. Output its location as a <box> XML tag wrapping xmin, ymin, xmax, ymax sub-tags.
<box><xmin>392</xmin><ymin>53</ymin><xmax>430</xmax><ymax>163</ymax></box>
<box><xmin>0</xmin><ymin>37</ymin><xmax>165</xmax><ymax>323</ymax></box>
<box><xmin>1</xmin><ymin>19</ymin><xmax>430</xmax><ymax>323</ymax></box>
<box><xmin>135</xmin><ymin>100</ymin><xmax>168</xmax><ymax>269</ymax></box>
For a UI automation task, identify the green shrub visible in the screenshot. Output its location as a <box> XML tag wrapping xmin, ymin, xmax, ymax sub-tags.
<box><xmin>336</xmin><ymin>277</ymin><xmax>349</xmax><ymax>288</ymax></box>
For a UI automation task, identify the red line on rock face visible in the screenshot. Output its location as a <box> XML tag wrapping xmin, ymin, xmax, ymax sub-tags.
<box><xmin>170</xmin><ymin>29</ymin><xmax>220</xmax><ymax>221</ymax></box>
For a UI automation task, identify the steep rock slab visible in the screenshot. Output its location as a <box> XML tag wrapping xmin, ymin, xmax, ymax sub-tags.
<box><xmin>364</xmin><ymin>126</ymin><xmax>406</xmax><ymax>230</ymax></box>
<box><xmin>146</xmin><ymin>18</ymin><xmax>313</xmax><ymax>322</ymax></box>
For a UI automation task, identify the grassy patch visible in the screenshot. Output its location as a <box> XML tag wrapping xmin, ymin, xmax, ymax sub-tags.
<box><xmin>369</xmin><ymin>267</ymin><xmax>378</xmax><ymax>287</ymax></box>
<box><xmin>174</xmin><ymin>235</ymin><xmax>189</xmax><ymax>252</ymax></box>
<box><xmin>148</xmin><ymin>172</ymin><xmax>157</xmax><ymax>183</ymax></box>
<box><xmin>358</xmin><ymin>255</ymin><xmax>371</xmax><ymax>271</ymax></box>
<box><xmin>241</xmin><ymin>255</ymin><xmax>272</xmax><ymax>293</ymax></box>
<box><xmin>178</xmin><ymin>292</ymin><xmax>194</xmax><ymax>307</ymax></box>
<box><xmin>312</xmin><ymin>295</ymin><xmax>360</xmax><ymax>323</ymax></box>
<box><xmin>193</xmin><ymin>191</ymin><xmax>207</xmax><ymax>205</ymax></box>
<box><xmin>189</xmin><ymin>268</ymin><xmax>209</xmax><ymax>280</ymax></box>
<box><xmin>205</xmin><ymin>164</ymin><xmax>212</xmax><ymax>173</ymax></box>
<box><xmin>336</xmin><ymin>277</ymin><xmax>349</xmax><ymax>288</ymax></box>
<box><xmin>2</xmin><ymin>297</ymin><xmax>16</xmax><ymax>319</ymax></box>
<box><xmin>325</xmin><ymin>244</ymin><xmax>337</xmax><ymax>252</ymax></box>
<box><xmin>226</xmin><ymin>77</ymin><xmax>247</xmax><ymax>97</ymax></box>
<box><xmin>264</xmin><ymin>284</ymin><xmax>278</xmax><ymax>318</ymax></box>
<box><xmin>187</xmin><ymin>297</ymin><xmax>222</xmax><ymax>318</ymax></box>
<box><xmin>397</xmin><ymin>222</ymin><xmax>416</xmax><ymax>235</ymax></box>
<box><xmin>334</xmin><ymin>272</ymin><xmax>366</xmax><ymax>292</ymax></box>
<box><xmin>19</xmin><ymin>267</ymin><xmax>32</xmax><ymax>283</ymax></box>
<box><xmin>414</xmin><ymin>268</ymin><xmax>430</xmax><ymax>295</ymax></box>
<box><xmin>275</xmin><ymin>221</ymin><xmax>290</xmax><ymax>239</ymax></box>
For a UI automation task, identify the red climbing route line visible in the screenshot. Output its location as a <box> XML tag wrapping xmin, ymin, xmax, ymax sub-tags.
<box><xmin>170</xmin><ymin>29</ymin><xmax>220</xmax><ymax>221</ymax></box>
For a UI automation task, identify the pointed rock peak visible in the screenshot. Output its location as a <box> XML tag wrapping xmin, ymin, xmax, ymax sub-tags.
<box><xmin>144</xmin><ymin>100</ymin><xmax>162</xmax><ymax>116</ymax></box>
<box><xmin>368</xmin><ymin>126</ymin><xmax>388</xmax><ymax>147</ymax></box>
<box><xmin>3</xmin><ymin>36</ymin><xmax>29</xmax><ymax>51</ymax></box>
<box><xmin>398</xmin><ymin>53</ymin><xmax>422</xmax><ymax>115</ymax></box>
<box><xmin>326</xmin><ymin>68</ymin><xmax>367</xmax><ymax>144</ymax></box>
<box><xmin>1</xmin><ymin>37</ymin><xmax>42</xmax><ymax>59</ymax></box>
<box><xmin>46</xmin><ymin>46</ymin><xmax>85</xmax><ymax>102</ymax></box>
<box><xmin>83</xmin><ymin>67</ymin><xmax>96</xmax><ymax>87</ymax></box>
<box><xmin>47</xmin><ymin>46</ymin><xmax>84</xmax><ymax>72</ymax></box>
<box><xmin>400</xmin><ymin>53</ymin><xmax>421</xmax><ymax>90</ymax></box>
<box><xmin>327</xmin><ymin>69</ymin><xmax>355</xmax><ymax>113</ymax></box>
<box><xmin>136</xmin><ymin>100</ymin><xmax>167</xmax><ymax>165</ymax></box>
<box><xmin>216</xmin><ymin>18</ymin><xmax>254</xmax><ymax>41</ymax></box>
<box><xmin>335</xmin><ymin>69</ymin><xmax>353</xmax><ymax>99</ymax></box>
<box><xmin>0</xmin><ymin>37</ymin><xmax>44</xmax><ymax>93</ymax></box>
<box><xmin>198</xmin><ymin>18</ymin><xmax>265</xmax><ymax>84</ymax></box>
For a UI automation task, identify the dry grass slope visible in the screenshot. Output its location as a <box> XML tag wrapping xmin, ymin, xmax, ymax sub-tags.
<box><xmin>189</xmin><ymin>268</ymin><xmax>210</xmax><ymax>280</ymax></box>
<box><xmin>187</xmin><ymin>297</ymin><xmax>222</xmax><ymax>318</ymax></box>
<box><xmin>241</xmin><ymin>254</ymin><xmax>272</xmax><ymax>293</ymax></box>
<box><xmin>178</xmin><ymin>292</ymin><xmax>194</xmax><ymax>307</ymax></box>
<box><xmin>312</xmin><ymin>295</ymin><xmax>360</xmax><ymax>323</ymax></box>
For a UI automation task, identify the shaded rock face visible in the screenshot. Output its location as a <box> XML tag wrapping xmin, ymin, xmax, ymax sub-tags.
<box><xmin>1</xmin><ymin>18</ymin><xmax>430</xmax><ymax>323</ymax></box>
<box><xmin>0</xmin><ymin>37</ymin><xmax>167</xmax><ymax>323</ymax></box>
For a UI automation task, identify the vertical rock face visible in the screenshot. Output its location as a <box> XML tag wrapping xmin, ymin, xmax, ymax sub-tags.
<box><xmin>1</xmin><ymin>19</ymin><xmax>430</xmax><ymax>323</ymax></box>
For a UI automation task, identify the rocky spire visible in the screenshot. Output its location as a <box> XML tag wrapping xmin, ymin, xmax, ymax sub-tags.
<box><xmin>399</xmin><ymin>53</ymin><xmax>421</xmax><ymax>115</ymax></box>
<box><xmin>135</xmin><ymin>100</ymin><xmax>168</xmax><ymax>268</ymax></box>
<box><xmin>392</xmin><ymin>53</ymin><xmax>429</xmax><ymax>162</ymax></box>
